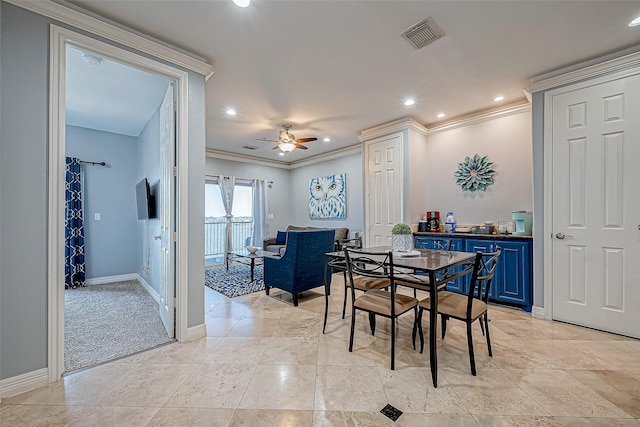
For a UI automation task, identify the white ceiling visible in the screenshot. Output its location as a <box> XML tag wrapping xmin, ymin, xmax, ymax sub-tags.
<box><xmin>69</xmin><ymin>0</ymin><xmax>640</xmax><ymax>161</ymax></box>
<box><xmin>66</xmin><ymin>45</ymin><xmax>170</xmax><ymax>137</ymax></box>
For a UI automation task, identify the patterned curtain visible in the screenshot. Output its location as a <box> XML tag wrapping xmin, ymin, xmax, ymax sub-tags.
<box><xmin>218</xmin><ymin>176</ymin><xmax>235</xmax><ymax>263</ymax></box>
<box><xmin>65</xmin><ymin>157</ymin><xmax>85</xmax><ymax>289</ymax></box>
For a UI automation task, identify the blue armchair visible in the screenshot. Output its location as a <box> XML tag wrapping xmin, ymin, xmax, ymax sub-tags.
<box><xmin>263</xmin><ymin>229</ymin><xmax>335</xmax><ymax>306</ymax></box>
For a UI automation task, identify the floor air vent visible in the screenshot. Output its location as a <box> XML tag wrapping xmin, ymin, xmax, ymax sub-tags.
<box><xmin>402</xmin><ymin>16</ymin><xmax>445</xmax><ymax>49</ymax></box>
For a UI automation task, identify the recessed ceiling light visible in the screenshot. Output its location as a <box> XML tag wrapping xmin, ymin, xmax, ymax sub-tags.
<box><xmin>232</xmin><ymin>0</ymin><xmax>250</xmax><ymax>7</ymax></box>
<box><xmin>404</xmin><ymin>99</ymin><xmax>415</xmax><ymax>106</ymax></box>
<box><xmin>323</xmin><ymin>137</ymin><xmax>331</xmax><ymax>142</ymax></box>
<box><xmin>278</xmin><ymin>152</ymin><xmax>285</xmax><ymax>156</ymax></box>
<box><xmin>629</xmin><ymin>16</ymin><xmax>640</xmax><ymax>26</ymax></box>
<box><xmin>437</xmin><ymin>113</ymin><xmax>445</xmax><ymax>118</ymax></box>
<box><xmin>494</xmin><ymin>96</ymin><xmax>504</xmax><ymax>102</ymax></box>
<box><xmin>226</xmin><ymin>109</ymin><xmax>236</xmax><ymax>116</ymax></box>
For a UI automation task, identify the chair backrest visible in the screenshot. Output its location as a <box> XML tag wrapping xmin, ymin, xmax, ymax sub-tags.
<box><xmin>344</xmin><ymin>247</ymin><xmax>398</xmax><ymax>314</ymax></box>
<box><xmin>280</xmin><ymin>229</ymin><xmax>336</xmax><ymax>279</ymax></box>
<box><xmin>336</xmin><ymin>237</ymin><xmax>362</xmax><ymax>251</ymax></box>
<box><xmin>432</xmin><ymin>238</ymin><xmax>453</xmax><ymax>251</ymax></box>
<box><xmin>466</xmin><ymin>247</ymin><xmax>501</xmax><ymax>316</ymax></box>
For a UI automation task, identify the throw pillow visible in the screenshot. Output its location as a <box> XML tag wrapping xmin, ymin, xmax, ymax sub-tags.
<box><xmin>275</xmin><ymin>231</ymin><xmax>287</xmax><ymax>245</ymax></box>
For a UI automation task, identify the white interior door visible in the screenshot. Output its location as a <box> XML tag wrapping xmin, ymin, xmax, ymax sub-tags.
<box><xmin>365</xmin><ymin>133</ymin><xmax>403</xmax><ymax>247</ymax></box>
<box><xmin>551</xmin><ymin>73</ymin><xmax>640</xmax><ymax>338</ymax></box>
<box><xmin>159</xmin><ymin>84</ymin><xmax>175</xmax><ymax>337</ymax></box>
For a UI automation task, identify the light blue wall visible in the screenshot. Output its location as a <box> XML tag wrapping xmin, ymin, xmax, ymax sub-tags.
<box><xmin>532</xmin><ymin>92</ymin><xmax>544</xmax><ymax>309</ymax></box>
<box><xmin>290</xmin><ymin>153</ymin><xmax>363</xmax><ymax>234</ymax></box>
<box><xmin>0</xmin><ymin>3</ymin><xmax>207</xmax><ymax>381</ymax></box>
<box><xmin>136</xmin><ymin>106</ymin><xmax>161</xmax><ymax>293</ymax></box>
<box><xmin>66</xmin><ymin>125</ymin><xmax>138</xmax><ymax>279</ymax></box>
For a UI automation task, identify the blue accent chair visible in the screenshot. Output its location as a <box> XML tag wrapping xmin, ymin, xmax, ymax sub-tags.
<box><xmin>263</xmin><ymin>229</ymin><xmax>335</xmax><ymax>306</ymax></box>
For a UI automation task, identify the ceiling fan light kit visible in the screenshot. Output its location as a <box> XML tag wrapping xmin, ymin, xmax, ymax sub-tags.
<box><xmin>255</xmin><ymin>123</ymin><xmax>317</xmax><ymax>154</ymax></box>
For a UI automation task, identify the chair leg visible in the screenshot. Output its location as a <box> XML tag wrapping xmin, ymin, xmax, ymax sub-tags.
<box><xmin>411</xmin><ymin>307</ymin><xmax>418</xmax><ymax>350</ymax></box>
<box><xmin>369</xmin><ymin>312</ymin><xmax>376</xmax><ymax>335</ymax></box>
<box><xmin>467</xmin><ymin>322</ymin><xmax>476</xmax><ymax>376</ymax></box>
<box><xmin>390</xmin><ymin>317</ymin><xmax>396</xmax><ymax>370</ymax></box>
<box><xmin>293</xmin><ymin>293</ymin><xmax>299</xmax><ymax>307</ymax></box>
<box><xmin>342</xmin><ymin>274</ymin><xmax>348</xmax><ymax>319</ymax></box>
<box><xmin>479</xmin><ymin>316</ymin><xmax>485</xmax><ymax>336</ymax></box>
<box><xmin>484</xmin><ymin>314</ymin><xmax>493</xmax><ymax>357</ymax></box>
<box><xmin>441</xmin><ymin>314</ymin><xmax>448</xmax><ymax>339</ymax></box>
<box><xmin>417</xmin><ymin>308</ymin><xmax>425</xmax><ymax>354</ymax></box>
<box><xmin>349</xmin><ymin>308</ymin><xmax>356</xmax><ymax>352</ymax></box>
<box><xmin>265</xmin><ymin>285</ymin><xmax>270</xmax><ymax>295</ymax></box>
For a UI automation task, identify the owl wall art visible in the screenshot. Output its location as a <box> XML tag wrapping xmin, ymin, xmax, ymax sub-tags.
<box><xmin>309</xmin><ymin>173</ymin><xmax>346</xmax><ymax>219</ymax></box>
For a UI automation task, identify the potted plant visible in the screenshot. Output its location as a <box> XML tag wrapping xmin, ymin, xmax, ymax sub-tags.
<box><xmin>391</xmin><ymin>223</ymin><xmax>413</xmax><ymax>251</ymax></box>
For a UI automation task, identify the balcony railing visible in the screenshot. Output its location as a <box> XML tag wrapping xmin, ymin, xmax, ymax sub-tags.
<box><xmin>204</xmin><ymin>217</ymin><xmax>254</xmax><ymax>259</ymax></box>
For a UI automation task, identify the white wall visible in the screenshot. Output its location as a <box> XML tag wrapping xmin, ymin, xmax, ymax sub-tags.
<box><xmin>424</xmin><ymin>111</ymin><xmax>532</xmax><ymax>225</ymax></box>
<box><xmin>289</xmin><ymin>153</ymin><xmax>363</xmax><ymax>234</ymax></box>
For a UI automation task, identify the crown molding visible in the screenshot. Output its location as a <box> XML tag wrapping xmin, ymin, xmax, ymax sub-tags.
<box><xmin>426</xmin><ymin>103</ymin><xmax>531</xmax><ymax>135</ymax></box>
<box><xmin>206</xmin><ymin>144</ymin><xmax>361</xmax><ymax>170</ymax></box>
<box><xmin>5</xmin><ymin>0</ymin><xmax>214</xmax><ymax>78</ymax></box>
<box><xmin>358</xmin><ymin>117</ymin><xmax>427</xmax><ymax>142</ymax></box>
<box><xmin>530</xmin><ymin>49</ymin><xmax>640</xmax><ymax>93</ymax></box>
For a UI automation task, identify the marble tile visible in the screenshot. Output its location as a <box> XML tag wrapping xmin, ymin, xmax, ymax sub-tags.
<box><xmin>230</xmin><ymin>409</ymin><xmax>313</xmax><ymax>427</ymax></box>
<box><xmin>314</xmin><ymin>365</ymin><xmax>388</xmax><ymax>412</ymax></box>
<box><xmin>313</xmin><ymin>410</ymin><xmax>394</xmax><ymax>426</ymax></box>
<box><xmin>164</xmin><ymin>364</ymin><xmax>256</xmax><ymax>408</ymax></box>
<box><xmin>226</xmin><ymin>318</ymin><xmax>280</xmax><ymax>337</ymax></box>
<box><xmin>65</xmin><ymin>405</ymin><xmax>159</xmax><ymax>426</ymax></box>
<box><xmin>205</xmin><ymin>317</ymin><xmax>238</xmax><ymax>336</ymax></box>
<box><xmin>316</xmin><ymin>334</ymin><xmax>376</xmax><ymax>366</ymax></box>
<box><xmin>242</xmin><ymin>304</ymin><xmax>286</xmax><ymax>319</ymax></box>
<box><xmin>239</xmin><ymin>364</ymin><xmax>316</xmax><ymax>410</ymax></box>
<box><xmin>275</xmin><ymin>316</ymin><xmax>323</xmax><ymax>338</ymax></box>
<box><xmin>566</xmin><ymin>369</ymin><xmax>640</xmax><ymax>418</ymax></box>
<box><xmin>146</xmin><ymin>407</ymin><xmax>236</xmax><ymax>426</ymax></box>
<box><xmin>203</xmin><ymin>337</ymin><xmax>270</xmax><ymax>364</ymax></box>
<box><xmin>0</xmin><ymin>404</ymin><xmax>86</xmax><ymax>426</ymax></box>
<box><xmin>260</xmin><ymin>337</ymin><xmax>319</xmax><ymax>365</ymax></box>
<box><xmin>397</xmin><ymin>413</ymin><xmax>480</xmax><ymax>427</ymax></box>
<box><xmin>570</xmin><ymin>341</ymin><xmax>640</xmax><ymax>370</ymax></box>
<box><xmin>442</xmin><ymin>367</ymin><xmax>549</xmax><ymax>416</ymax></box>
<box><xmin>205</xmin><ymin>301</ymin><xmax>250</xmax><ymax>318</ymax></box>
<box><xmin>378</xmin><ymin>366</ymin><xmax>469</xmax><ymax>414</ymax></box>
<box><xmin>501</xmin><ymin>369</ymin><xmax>632</xmax><ymax>418</ymax></box>
<box><xmin>146</xmin><ymin>337</ymin><xmax>221</xmax><ymax>364</ymax></box>
<box><xmin>100</xmin><ymin>363</ymin><xmax>198</xmax><ymax>407</ymax></box>
<box><xmin>521</xmin><ymin>340</ymin><xmax>618</xmax><ymax>369</ymax></box>
<box><xmin>475</xmin><ymin>415</ymin><xmax>640</xmax><ymax>426</ymax></box>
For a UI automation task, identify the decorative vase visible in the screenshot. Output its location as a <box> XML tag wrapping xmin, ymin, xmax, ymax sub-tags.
<box><xmin>392</xmin><ymin>234</ymin><xmax>413</xmax><ymax>251</ymax></box>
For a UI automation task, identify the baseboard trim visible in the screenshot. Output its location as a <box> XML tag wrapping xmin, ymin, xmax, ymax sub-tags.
<box><xmin>185</xmin><ymin>324</ymin><xmax>206</xmax><ymax>342</ymax></box>
<box><xmin>532</xmin><ymin>306</ymin><xmax>546</xmax><ymax>319</ymax></box>
<box><xmin>0</xmin><ymin>368</ymin><xmax>48</xmax><ymax>398</ymax></box>
<box><xmin>136</xmin><ymin>274</ymin><xmax>161</xmax><ymax>305</ymax></box>
<box><xmin>85</xmin><ymin>273</ymin><xmax>138</xmax><ymax>286</ymax></box>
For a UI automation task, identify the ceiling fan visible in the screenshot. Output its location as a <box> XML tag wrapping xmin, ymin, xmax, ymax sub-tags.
<box><xmin>255</xmin><ymin>123</ymin><xmax>317</xmax><ymax>153</ymax></box>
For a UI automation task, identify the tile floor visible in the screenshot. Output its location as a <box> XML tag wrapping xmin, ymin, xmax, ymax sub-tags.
<box><xmin>2</xmin><ymin>274</ymin><xmax>640</xmax><ymax>426</ymax></box>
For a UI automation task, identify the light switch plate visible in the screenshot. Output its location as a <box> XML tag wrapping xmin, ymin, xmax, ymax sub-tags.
<box><xmin>94</xmin><ymin>213</ymin><xmax>101</xmax><ymax>221</ymax></box>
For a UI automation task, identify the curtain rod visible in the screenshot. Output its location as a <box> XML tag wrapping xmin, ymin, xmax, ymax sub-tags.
<box><xmin>205</xmin><ymin>175</ymin><xmax>273</xmax><ymax>187</ymax></box>
<box><xmin>79</xmin><ymin>160</ymin><xmax>106</xmax><ymax>166</ymax></box>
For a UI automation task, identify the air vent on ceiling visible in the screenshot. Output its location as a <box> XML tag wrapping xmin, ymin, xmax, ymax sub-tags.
<box><xmin>402</xmin><ymin>16</ymin><xmax>445</xmax><ymax>49</ymax></box>
<box><xmin>243</xmin><ymin>145</ymin><xmax>259</xmax><ymax>150</ymax></box>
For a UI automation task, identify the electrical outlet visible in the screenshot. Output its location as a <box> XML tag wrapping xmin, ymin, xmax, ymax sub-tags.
<box><xmin>94</xmin><ymin>213</ymin><xmax>101</xmax><ymax>221</ymax></box>
<box><xmin>268</xmin><ymin>213</ymin><xmax>274</xmax><ymax>219</ymax></box>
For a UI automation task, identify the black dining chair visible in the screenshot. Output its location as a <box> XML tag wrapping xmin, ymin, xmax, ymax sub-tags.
<box><xmin>344</xmin><ymin>247</ymin><xmax>419</xmax><ymax>370</ymax></box>
<box><xmin>414</xmin><ymin>248</ymin><xmax>501</xmax><ymax>376</ymax></box>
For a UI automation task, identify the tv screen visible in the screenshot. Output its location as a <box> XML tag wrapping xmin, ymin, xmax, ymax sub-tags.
<box><xmin>135</xmin><ymin>178</ymin><xmax>155</xmax><ymax>220</ymax></box>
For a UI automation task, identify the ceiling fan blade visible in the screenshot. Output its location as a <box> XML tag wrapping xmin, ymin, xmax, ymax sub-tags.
<box><xmin>295</xmin><ymin>144</ymin><xmax>309</xmax><ymax>150</ymax></box>
<box><xmin>272</xmin><ymin>145</ymin><xmax>280</xmax><ymax>149</ymax></box>
<box><xmin>296</xmin><ymin>137</ymin><xmax>317</xmax><ymax>143</ymax></box>
<box><xmin>255</xmin><ymin>138</ymin><xmax>280</xmax><ymax>143</ymax></box>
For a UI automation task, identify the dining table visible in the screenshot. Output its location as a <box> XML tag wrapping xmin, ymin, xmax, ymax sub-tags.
<box><xmin>324</xmin><ymin>245</ymin><xmax>477</xmax><ymax>388</ymax></box>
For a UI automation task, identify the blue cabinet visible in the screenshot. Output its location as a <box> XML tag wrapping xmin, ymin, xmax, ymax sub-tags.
<box><xmin>414</xmin><ymin>234</ymin><xmax>533</xmax><ymax>311</ymax></box>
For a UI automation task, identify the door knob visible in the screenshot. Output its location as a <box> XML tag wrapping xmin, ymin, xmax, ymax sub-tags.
<box><xmin>555</xmin><ymin>233</ymin><xmax>574</xmax><ymax>240</ymax></box>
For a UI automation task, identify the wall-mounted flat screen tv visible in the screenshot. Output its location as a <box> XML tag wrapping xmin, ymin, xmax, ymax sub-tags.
<box><xmin>135</xmin><ymin>177</ymin><xmax>156</xmax><ymax>220</ymax></box>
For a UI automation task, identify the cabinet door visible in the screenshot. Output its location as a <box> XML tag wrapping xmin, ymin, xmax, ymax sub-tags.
<box><xmin>464</xmin><ymin>239</ymin><xmax>496</xmax><ymax>298</ymax></box>
<box><xmin>494</xmin><ymin>241</ymin><xmax>531</xmax><ymax>309</ymax></box>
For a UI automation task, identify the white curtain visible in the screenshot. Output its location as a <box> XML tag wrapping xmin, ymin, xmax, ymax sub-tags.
<box><xmin>218</xmin><ymin>176</ymin><xmax>235</xmax><ymax>262</ymax></box>
<box><xmin>252</xmin><ymin>179</ymin><xmax>268</xmax><ymax>247</ymax></box>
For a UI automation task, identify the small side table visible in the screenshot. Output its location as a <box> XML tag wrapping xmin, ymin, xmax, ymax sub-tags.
<box><xmin>226</xmin><ymin>250</ymin><xmax>265</xmax><ymax>282</ymax></box>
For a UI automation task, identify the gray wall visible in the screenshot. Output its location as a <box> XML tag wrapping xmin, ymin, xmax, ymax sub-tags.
<box><xmin>0</xmin><ymin>3</ymin><xmax>206</xmax><ymax>381</ymax></box>
<box><xmin>136</xmin><ymin>106</ymin><xmax>161</xmax><ymax>292</ymax></box>
<box><xmin>205</xmin><ymin>157</ymin><xmax>292</xmax><ymax>237</ymax></box>
<box><xmin>66</xmin><ymin>125</ymin><xmax>138</xmax><ymax>279</ymax></box>
<box><xmin>532</xmin><ymin>92</ymin><xmax>544</xmax><ymax>309</ymax></box>
<box><xmin>290</xmin><ymin>153</ymin><xmax>363</xmax><ymax>234</ymax></box>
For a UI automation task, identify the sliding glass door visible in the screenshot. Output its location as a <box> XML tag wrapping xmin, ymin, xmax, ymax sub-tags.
<box><xmin>205</xmin><ymin>180</ymin><xmax>254</xmax><ymax>265</ymax></box>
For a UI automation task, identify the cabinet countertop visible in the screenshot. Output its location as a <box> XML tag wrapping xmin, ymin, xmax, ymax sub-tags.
<box><xmin>413</xmin><ymin>232</ymin><xmax>533</xmax><ymax>240</ymax></box>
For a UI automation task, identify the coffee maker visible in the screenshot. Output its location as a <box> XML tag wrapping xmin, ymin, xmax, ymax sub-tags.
<box><xmin>425</xmin><ymin>211</ymin><xmax>440</xmax><ymax>232</ymax></box>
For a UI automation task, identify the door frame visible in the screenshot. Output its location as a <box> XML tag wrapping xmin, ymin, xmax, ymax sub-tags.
<box><xmin>48</xmin><ymin>25</ymin><xmax>190</xmax><ymax>382</ymax></box>
<box><xmin>542</xmin><ymin>62</ymin><xmax>640</xmax><ymax>321</ymax></box>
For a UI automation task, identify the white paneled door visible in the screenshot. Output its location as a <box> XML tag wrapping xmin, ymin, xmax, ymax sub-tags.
<box><xmin>550</xmin><ymin>73</ymin><xmax>640</xmax><ymax>338</ymax></box>
<box><xmin>159</xmin><ymin>84</ymin><xmax>175</xmax><ymax>338</ymax></box>
<box><xmin>365</xmin><ymin>133</ymin><xmax>403</xmax><ymax>247</ymax></box>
